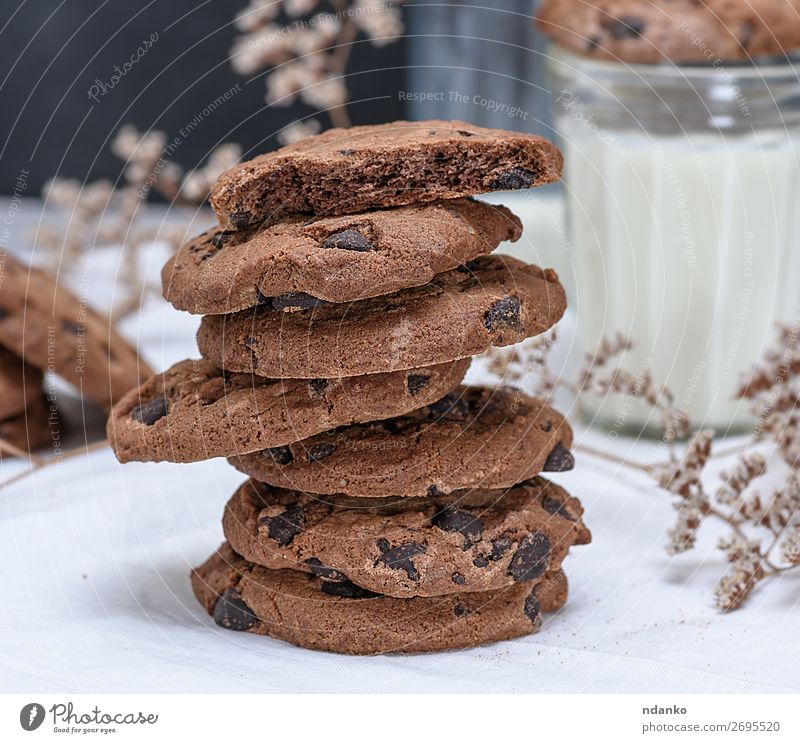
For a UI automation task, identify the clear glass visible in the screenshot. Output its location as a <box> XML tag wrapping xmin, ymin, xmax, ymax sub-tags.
<box><xmin>548</xmin><ymin>47</ymin><xmax>800</xmax><ymax>436</ymax></box>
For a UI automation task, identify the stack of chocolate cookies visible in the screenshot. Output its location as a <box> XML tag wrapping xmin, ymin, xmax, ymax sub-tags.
<box><xmin>0</xmin><ymin>253</ymin><xmax>151</xmax><ymax>453</ymax></box>
<box><xmin>108</xmin><ymin>120</ymin><xmax>591</xmax><ymax>654</ymax></box>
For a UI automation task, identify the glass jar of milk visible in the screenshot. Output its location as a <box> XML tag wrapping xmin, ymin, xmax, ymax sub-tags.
<box><xmin>548</xmin><ymin>46</ymin><xmax>800</xmax><ymax>435</ymax></box>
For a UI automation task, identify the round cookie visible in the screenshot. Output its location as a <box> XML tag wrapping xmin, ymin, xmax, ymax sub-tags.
<box><xmin>229</xmin><ymin>386</ymin><xmax>575</xmax><ymax>498</ymax></box>
<box><xmin>163</xmin><ymin>199</ymin><xmax>522</xmax><ymax>315</ymax></box>
<box><xmin>0</xmin><ymin>346</ymin><xmax>43</xmax><ymax>420</ymax></box>
<box><xmin>0</xmin><ymin>253</ymin><xmax>152</xmax><ymax>410</ymax></box>
<box><xmin>197</xmin><ymin>255</ymin><xmax>567</xmax><ymax>379</ymax></box>
<box><xmin>536</xmin><ymin>0</ymin><xmax>800</xmax><ymax>64</ymax></box>
<box><xmin>210</xmin><ymin>120</ymin><xmax>563</xmax><ymax>230</ymax></box>
<box><xmin>222</xmin><ymin>477</ymin><xmax>591</xmax><ymax>599</ymax></box>
<box><xmin>107</xmin><ymin>357</ymin><xmax>469</xmax><ymax>464</ymax></box>
<box><xmin>0</xmin><ymin>395</ymin><xmax>58</xmax><ymax>454</ymax></box>
<box><xmin>191</xmin><ymin>542</ymin><xmax>569</xmax><ymax>655</ymax></box>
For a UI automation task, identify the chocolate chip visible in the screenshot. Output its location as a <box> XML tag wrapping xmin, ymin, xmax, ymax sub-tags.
<box><xmin>265</xmin><ymin>445</ymin><xmax>293</xmax><ymax>465</ymax></box>
<box><xmin>427</xmin><ymin>484</ymin><xmax>446</xmax><ymax>497</ymax></box>
<box><xmin>739</xmin><ymin>21</ymin><xmax>755</xmax><ymax>49</ymax></box>
<box><xmin>272</xmin><ymin>292</ymin><xmax>325</xmax><ymax>312</ymax></box>
<box><xmin>489</xmin><ymin>537</ymin><xmax>513</xmax><ymax>561</ymax></box>
<box><xmin>541</xmin><ymin>493</ymin><xmax>576</xmax><ymax>521</ymax></box>
<box><xmin>308</xmin><ymin>378</ymin><xmax>329</xmax><ymax>396</ymax></box>
<box><xmin>321</xmin><ymin>580</ymin><xmax>379</xmax><ymax>599</ymax></box>
<box><xmin>260</xmin><ymin>505</ymin><xmax>304</xmax><ymax>546</ymax></box>
<box><xmin>377</xmin><ymin>539</ymin><xmax>426</xmax><ymax>580</ymax></box>
<box><xmin>456</xmin><ymin>260</ymin><xmax>480</xmax><ymax>273</ymax></box>
<box><xmin>304</xmin><ymin>557</ymin><xmax>347</xmax><ymax>583</ymax></box>
<box><xmin>307</xmin><ymin>442</ymin><xmax>336</xmax><ymax>461</ymax></box>
<box><xmin>213</xmin><ymin>588</ymin><xmax>257</xmax><ymax>631</ymax></box>
<box><xmin>131</xmin><ymin>397</ymin><xmax>168</xmax><ymax>426</ymax></box>
<box><xmin>381</xmin><ymin>419</ymin><xmax>409</xmax><ymax>435</ymax></box>
<box><xmin>605</xmin><ymin>15</ymin><xmax>645</xmax><ymax>39</ymax></box>
<box><xmin>0</xmin><ymin>308</ymin><xmax>8</xmax><ymax>319</ymax></box>
<box><xmin>210</xmin><ymin>231</ymin><xmax>234</xmax><ymax>249</ymax></box>
<box><xmin>543</xmin><ymin>443</ymin><xmax>575</xmax><ymax>472</ymax></box>
<box><xmin>62</xmin><ymin>320</ymin><xmax>82</xmax><ymax>334</ymax></box>
<box><xmin>453</xmin><ymin>602</ymin><xmax>469</xmax><ymax>617</ymax></box>
<box><xmin>452</xmin><ymin>572</ymin><xmax>465</xmax><ymax>585</ymax></box>
<box><xmin>427</xmin><ymin>392</ymin><xmax>470</xmax><ymax>420</ymax></box>
<box><xmin>490</xmin><ymin>168</ymin><xmax>535</xmax><ymax>190</ymax></box>
<box><xmin>523</xmin><ymin>590</ymin><xmax>541</xmax><ymax>625</ymax></box>
<box><xmin>473</xmin><ymin>555</ymin><xmax>489</xmax><ymax>568</ymax></box>
<box><xmin>541</xmin><ymin>420</ymin><xmax>553</xmax><ymax>432</ymax></box>
<box><xmin>229</xmin><ymin>211</ymin><xmax>252</xmax><ymax>230</ymax></box>
<box><xmin>457</xmin><ymin>129</ymin><xmax>474</xmax><ymax>137</ymax></box>
<box><xmin>508</xmin><ymin>532</ymin><xmax>551</xmax><ymax>582</ymax></box>
<box><xmin>483</xmin><ymin>296</ymin><xmax>522</xmax><ymax>336</ymax></box>
<box><xmin>432</xmin><ymin>507</ymin><xmax>484</xmax><ymax>549</ymax></box>
<box><xmin>244</xmin><ymin>336</ymin><xmax>257</xmax><ymax>348</ymax></box>
<box><xmin>338</xmin><ymin>149</ymin><xmax>355</xmax><ymax>156</ymax></box>
<box><xmin>320</xmin><ymin>229</ymin><xmax>375</xmax><ymax>252</ymax></box>
<box><xmin>406</xmin><ymin>373</ymin><xmax>430</xmax><ymax>396</ymax></box>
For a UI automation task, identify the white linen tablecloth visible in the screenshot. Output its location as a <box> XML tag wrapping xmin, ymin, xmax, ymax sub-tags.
<box><xmin>2</xmin><ymin>197</ymin><xmax>799</xmax><ymax>694</ymax></box>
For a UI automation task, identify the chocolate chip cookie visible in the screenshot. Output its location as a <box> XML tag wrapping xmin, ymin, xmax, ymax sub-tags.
<box><xmin>0</xmin><ymin>394</ymin><xmax>57</xmax><ymax>454</ymax></box>
<box><xmin>163</xmin><ymin>199</ymin><xmax>522</xmax><ymax>315</ymax></box>
<box><xmin>536</xmin><ymin>0</ymin><xmax>800</xmax><ymax>63</ymax></box>
<box><xmin>210</xmin><ymin>120</ymin><xmax>563</xmax><ymax>230</ymax></box>
<box><xmin>191</xmin><ymin>542</ymin><xmax>568</xmax><ymax>654</ymax></box>
<box><xmin>0</xmin><ymin>253</ymin><xmax>152</xmax><ymax>410</ymax></box>
<box><xmin>0</xmin><ymin>346</ymin><xmax>42</xmax><ymax>420</ymax></box>
<box><xmin>223</xmin><ymin>476</ymin><xmax>590</xmax><ymax>599</ymax></box>
<box><xmin>198</xmin><ymin>255</ymin><xmax>566</xmax><ymax>379</ymax></box>
<box><xmin>229</xmin><ymin>386</ymin><xmax>575</xmax><ymax>497</ymax></box>
<box><xmin>107</xmin><ymin>357</ymin><xmax>469</xmax><ymax>463</ymax></box>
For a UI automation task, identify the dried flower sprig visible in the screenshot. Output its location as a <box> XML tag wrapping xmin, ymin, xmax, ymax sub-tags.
<box><xmin>36</xmin><ymin>125</ymin><xmax>241</xmax><ymax>317</ymax></box>
<box><xmin>230</xmin><ymin>0</ymin><xmax>407</xmax><ymax>139</ymax></box>
<box><xmin>484</xmin><ymin>322</ymin><xmax>800</xmax><ymax>610</ymax></box>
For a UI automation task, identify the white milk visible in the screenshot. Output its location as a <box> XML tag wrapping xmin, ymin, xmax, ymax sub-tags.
<box><xmin>550</xmin><ymin>50</ymin><xmax>800</xmax><ymax>434</ymax></box>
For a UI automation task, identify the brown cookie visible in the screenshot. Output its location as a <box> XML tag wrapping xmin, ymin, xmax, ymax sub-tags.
<box><xmin>191</xmin><ymin>542</ymin><xmax>568</xmax><ymax>655</ymax></box>
<box><xmin>0</xmin><ymin>253</ymin><xmax>152</xmax><ymax>410</ymax></box>
<box><xmin>223</xmin><ymin>476</ymin><xmax>590</xmax><ymax>599</ymax></box>
<box><xmin>229</xmin><ymin>386</ymin><xmax>575</xmax><ymax>498</ymax></box>
<box><xmin>0</xmin><ymin>394</ymin><xmax>58</xmax><ymax>454</ymax></box>
<box><xmin>107</xmin><ymin>357</ymin><xmax>469</xmax><ymax>464</ymax></box>
<box><xmin>163</xmin><ymin>199</ymin><xmax>522</xmax><ymax>315</ymax></box>
<box><xmin>210</xmin><ymin>120</ymin><xmax>563</xmax><ymax>229</ymax></box>
<box><xmin>536</xmin><ymin>0</ymin><xmax>800</xmax><ymax>63</ymax></box>
<box><xmin>197</xmin><ymin>255</ymin><xmax>566</xmax><ymax>379</ymax></box>
<box><xmin>0</xmin><ymin>346</ymin><xmax>43</xmax><ymax>420</ymax></box>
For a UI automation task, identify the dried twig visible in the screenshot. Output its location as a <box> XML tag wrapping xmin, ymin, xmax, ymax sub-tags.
<box><xmin>230</xmin><ymin>0</ymin><xmax>407</xmax><ymax>138</ymax></box>
<box><xmin>36</xmin><ymin>125</ymin><xmax>241</xmax><ymax>318</ymax></box>
<box><xmin>485</xmin><ymin>322</ymin><xmax>800</xmax><ymax>610</ymax></box>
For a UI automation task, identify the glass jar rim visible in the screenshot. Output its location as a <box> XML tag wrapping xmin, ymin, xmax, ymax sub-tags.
<box><xmin>547</xmin><ymin>44</ymin><xmax>800</xmax><ymax>83</ymax></box>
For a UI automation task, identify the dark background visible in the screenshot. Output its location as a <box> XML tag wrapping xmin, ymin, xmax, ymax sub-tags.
<box><xmin>0</xmin><ymin>1</ymin><xmax>550</xmax><ymax>195</ymax></box>
<box><xmin>0</xmin><ymin>0</ymin><xmax>407</xmax><ymax>195</ymax></box>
